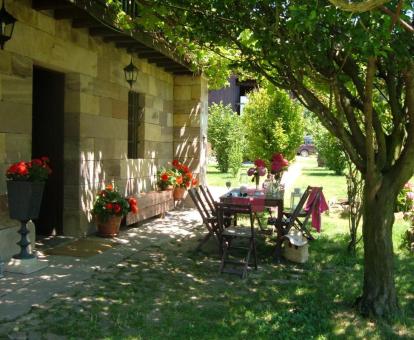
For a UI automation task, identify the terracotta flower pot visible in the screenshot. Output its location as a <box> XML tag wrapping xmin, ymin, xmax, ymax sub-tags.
<box><xmin>96</xmin><ymin>215</ymin><xmax>122</xmax><ymax>238</ymax></box>
<box><xmin>173</xmin><ymin>187</ymin><xmax>188</xmax><ymax>200</ymax></box>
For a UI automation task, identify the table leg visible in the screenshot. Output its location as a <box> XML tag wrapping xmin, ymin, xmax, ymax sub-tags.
<box><xmin>274</xmin><ymin>200</ymin><xmax>284</xmax><ymax>262</ymax></box>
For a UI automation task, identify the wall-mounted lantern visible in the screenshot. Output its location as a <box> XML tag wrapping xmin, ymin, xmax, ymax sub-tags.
<box><xmin>0</xmin><ymin>1</ymin><xmax>17</xmax><ymax>50</ymax></box>
<box><xmin>124</xmin><ymin>57</ymin><xmax>138</xmax><ymax>88</ymax></box>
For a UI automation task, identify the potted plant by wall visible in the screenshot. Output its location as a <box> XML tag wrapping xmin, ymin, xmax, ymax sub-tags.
<box><xmin>5</xmin><ymin>157</ymin><xmax>52</xmax><ymax>260</ymax></box>
<box><xmin>156</xmin><ymin>168</ymin><xmax>176</xmax><ymax>191</ymax></box>
<box><xmin>92</xmin><ymin>184</ymin><xmax>138</xmax><ymax>237</ymax></box>
<box><xmin>6</xmin><ymin>157</ymin><xmax>52</xmax><ymax>222</ymax></box>
<box><xmin>171</xmin><ymin>159</ymin><xmax>198</xmax><ymax>200</ymax></box>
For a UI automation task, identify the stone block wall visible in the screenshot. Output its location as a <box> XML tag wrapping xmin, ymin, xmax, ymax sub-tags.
<box><xmin>173</xmin><ymin>75</ymin><xmax>208</xmax><ymax>186</ymax></box>
<box><xmin>0</xmin><ymin>0</ymin><xmax>208</xmax><ymax>237</ymax></box>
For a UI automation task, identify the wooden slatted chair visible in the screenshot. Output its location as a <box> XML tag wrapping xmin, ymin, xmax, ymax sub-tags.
<box><xmin>215</xmin><ymin>202</ymin><xmax>257</xmax><ymax>279</ymax></box>
<box><xmin>283</xmin><ymin>186</ymin><xmax>323</xmax><ymax>240</ymax></box>
<box><xmin>268</xmin><ymin>186</ymin><xmax>322</xmax><ymax>259</ymax></box>
<box><xmin>199</xmin><ymin>185</ymin><xmax>216</xmax><ymax>216</ymax></box>
<box><xmin>188</xmin><ymin>187</ymin><xmax>220</xmax><ymax>252</ymax></box>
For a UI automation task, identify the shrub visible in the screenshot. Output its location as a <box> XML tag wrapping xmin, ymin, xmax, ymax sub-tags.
<box><xmin>208</xmin><ymin>103</ymin><xmax>245</xmax><ymax>174</ymax></box>
<box><xmin>242</xmin><ymin>85</ymin><xmax>303</xmax><ymax>162</ymax></box>
<box><xmin>314</xmin><ymin>130</ymin><xmax>347</xmax><ymax>175</ymax></box>
<box><xmin>396</xmin><ymin>182</ymin><xmax>414</xmax><ymax>212</ymax></box>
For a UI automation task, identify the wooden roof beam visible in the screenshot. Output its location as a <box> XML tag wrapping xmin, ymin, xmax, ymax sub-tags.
<box><xmin>32</xmin><ymin>0</ymin><xmax>73</xmax><ymax>10</ymax></box>
<box><xmin>147</xmin><ymin>56</ymin><xmax>173</xmax><ymax>63</ymax></box>
<box><xmin>54</xmin><ymin>8</ymin><xmax>88</xmax><ymax>20</ymax></box>
<box><xmin>116</xmin><ymin>41</ymin><xmax>142</xmax><ymax>48</ymax></box>
<box><xmin>89</xmin><ymin>27</ymin><xmax>120</xmax><ymax>37</ymax></box>
<box><xmin>138</xmin><ymin>51</ymin><xmax>166</xmax><ymax>59</ymax></box>
<box><xmin>103</xmin><ymin>36</ymin><xmax>135</xmax><ymax>43</ymax></box>
<box><xmin>72</xmin><ymin>18</ymin><xmax>102</xmax><ymax>28</ymax></box>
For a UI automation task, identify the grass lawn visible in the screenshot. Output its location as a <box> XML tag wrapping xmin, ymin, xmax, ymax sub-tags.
<box><xmin>1</xmin><ymin>158</ymin><xmax>412</xmax><ymax>339</ymax></box>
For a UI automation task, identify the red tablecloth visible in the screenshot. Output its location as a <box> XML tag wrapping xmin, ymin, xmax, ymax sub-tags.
<box><xmin>229</xmin><ymin>188</ymin><xmax>265</xmax><ymax>212</ymax></box>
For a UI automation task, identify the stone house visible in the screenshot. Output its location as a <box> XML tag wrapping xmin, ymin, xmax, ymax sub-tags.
<box><xmin>0</xmin><ymin>0</ymin><xmax>208</xmax><ymax>260</ymax></box>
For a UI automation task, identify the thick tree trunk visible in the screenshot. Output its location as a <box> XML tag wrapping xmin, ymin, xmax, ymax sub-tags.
<box><xmin>357</xmin><ymin>181</ymin><xmax>399</xmax><ymax>317</ymax></box>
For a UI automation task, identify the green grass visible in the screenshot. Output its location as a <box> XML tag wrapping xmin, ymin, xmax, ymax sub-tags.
<box><xmin>1</xmin><ymin>157</ymin><xmax>412</xmax><ymax>339</ymax></box>
<box><xmin>206</xmin><ymin>163</ymin><xmax>252</xmax><ymax>187</ymax></box>
<box><xmin>291</xmin><ymin>156</ymin><xmax>347</xmax><ymax>202</ymax></box>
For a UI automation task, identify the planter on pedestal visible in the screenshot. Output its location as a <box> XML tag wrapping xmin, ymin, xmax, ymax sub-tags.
<box><xmin>6</xmin><ymin>180</ymin><xmax>48</xmax><ymax>274</ymax></box>
<box><xmin>96</xmin><ymin>215</ymin><xmax>122</xmax><ymax>238</ymax></box>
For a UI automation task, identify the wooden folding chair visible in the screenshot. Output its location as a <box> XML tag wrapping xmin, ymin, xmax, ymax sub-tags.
<box><xmin>188</xmin><ymin>188</ymin><xmax>220</xmax><ymax>252</ymax></box>
<box><xmin>285</xmin><ymin>186</ymin><xmax>323</xmax><ymax>240</ymax></box>
<box><xmin>268</xmin><ymin>186</ymin><xmax>322</xmax><ymax>259</ymax></box>
<box><xmin>215</xmin><ymin>202</ymin><xmax>257</xmax><ymax>279</ymax></box>
<box><xmin>199</xmin><ymin>185</ymin><xmax>216</xmax><ymax>216</ymax></box>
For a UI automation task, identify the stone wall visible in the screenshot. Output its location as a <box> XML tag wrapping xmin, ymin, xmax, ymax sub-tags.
<box><xmin>0</xmin><ymin>0</ymin><xmax>208</xmax><ymax>237</ymax></box>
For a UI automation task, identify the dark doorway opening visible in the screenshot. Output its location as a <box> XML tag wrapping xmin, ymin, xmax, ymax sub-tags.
<box><xmin>32</xmin><ymin>66</ymin><xmax>65</xmax><ymax>236</ymax></box>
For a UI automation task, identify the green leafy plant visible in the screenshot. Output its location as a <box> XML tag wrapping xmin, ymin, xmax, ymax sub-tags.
<box><xmin>396</xmin><ymin>182</ymin><xmax>414</xmax><ymax>212</ymax></box>
<box><xmin>92</xmin><ymin>184</ymin><xmax>137</xmax><ymax>221</ymax></box>
<box><xmin>242</xmin><ymin>85</ymin><xmax>304</xmax><ymax>162</ymax></box>
<box><xmin>208</xmin><ymin>103</ymin><xmax>245</xmax><ymax>174</ymax></box>
<box><xmin>314</xmin><ymin>130</ymin><xmax>347</xmax><ymax>175</ymax></box>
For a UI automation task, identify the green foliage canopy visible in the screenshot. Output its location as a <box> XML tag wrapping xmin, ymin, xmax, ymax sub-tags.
<box><xmin>242</xmin><ymin>86</ymin><xmax>304</xmax><ymax>163</ymax></box>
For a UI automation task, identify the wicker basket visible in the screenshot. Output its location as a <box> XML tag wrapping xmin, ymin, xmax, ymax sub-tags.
<box><xmin>282</xmin><ymin>235</ymin><xmax>309</xmax><ymax>263</ymax></box>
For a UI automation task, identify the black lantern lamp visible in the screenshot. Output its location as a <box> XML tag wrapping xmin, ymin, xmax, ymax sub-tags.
<box><xmin>124</xmin><ymin>57</ymin><xmax>138</xmax><ymax>88</ymax></box>
<box><xmin>0</xmin><ymin>0</ymin><xmax>17</xmax><ymax>50</ymax></box>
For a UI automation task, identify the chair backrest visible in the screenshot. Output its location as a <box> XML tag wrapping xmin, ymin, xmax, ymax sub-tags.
<box><xmin>199</xmin><ymin>185</ymin><xmax>216</xmax><ymax>214</ymax></box>
<box><xmin>215</xmin><ymin>202</ymin><xmax>255</xmax><ymax>236</ymax></box>
<box><xmin>287</xmin><ymin>186</ymin><xmax>323</xmax><ymax>228</ymax></box>
<box><xmin>289</xmin><ymin>186</ymin><xmax>313</xmax><ymax>223</ymax></box>
<box><xmin>188</xmin><ymin>187</ymin><xmax>213</xmax><ymax>223</ymax></box>
<box><xmin>300</xmin><ymin>186</ymin><xmax>323</xmax><ymax>227</ymax></box>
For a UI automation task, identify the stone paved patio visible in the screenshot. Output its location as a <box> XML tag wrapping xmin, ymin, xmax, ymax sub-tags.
<box><xmin>0</xmin><ymin>208</ymin><xmax>203</xmax><ymax>326</ymax></box>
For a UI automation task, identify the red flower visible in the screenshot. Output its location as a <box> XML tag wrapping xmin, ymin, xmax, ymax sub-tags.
<box><xmin>172</xmin><ymin>159</ymin><xmax>180</xmax><ymax>167</ymax></box>
<box><xmin>105</xmin><ymin>203</ymin><xmax>113</xmax><ymax>210</ymax></box>
<box><xmin>192</xmin><ymin>178</ymin><xmax>198</xmax><ymax>186</ymax></box>
<box><xmin>185</xmin><ymin>181</ymin><xmax>191</xmax><ymax>188</ymax></box>
<box><xmin>176</xmin><ymin>176</ymin><xmax>183</xmax><ymax>184</ymax></box>
<box><xmin>113</xmin><ymin>204</ymin><xmax>121</xmax><ymax>214</ymax></box>
<box><xmin>128</xmin><ymin>198</ymin><xmax>137</xmax><ymax>206</ymax></box>
<box><xmin>16</xmin><ymin>162</ymin><xmax>29</xmax><ymax>176</ymax></box>
<box><xmin>130</xmin><ymin>205</ymin><xmax>138</xmax><ymax>214</ymax></box>
<box><xmin>32</xmin><ymin>159</ymin><xmax>42</xmax><ymax>166</ymax></box>
<box><xmin>185</xmin><ymin>172</ymin><xmax>193</xmax><ymax>180</ymax></box>
<box><xmin>106</xmin><ymin>184</ymin><xmax>113</xmax><ymax>191</ymax></box>
<box><xmin>254</xmin><ymin>159</ymin><xmax>266</xmax><ymax>168</ymax></box>
<box><xmin>182</xmin><ymin>165</ymin><xmax>189</xmax><ymax>173</ymax></box>
<box><xmin>161</xmin><ymin>173</ymin><xmax>169</xmax><ymax>181</ymax></box>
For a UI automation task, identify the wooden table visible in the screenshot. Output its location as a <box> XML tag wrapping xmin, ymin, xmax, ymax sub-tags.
<box><xmin>220</xmin><ymin>188</ymin><xmax>285</xmax><ymax>260</ymax></box>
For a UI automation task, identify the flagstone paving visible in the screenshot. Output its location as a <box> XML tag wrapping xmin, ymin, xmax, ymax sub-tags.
<box><xmin>0</xmin><ymin>208</ymin><xmax>203</xmax><ymax>336</ymax></box>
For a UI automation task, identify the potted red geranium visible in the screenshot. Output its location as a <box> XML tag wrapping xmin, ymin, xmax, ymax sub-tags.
<box><xmin>5</xmin><ymin>157</ymin><xmax>52</xmax><ymax>261</ymax></box>
<box><xmin>92</xmin><ymin>184</ymin><xmax>138</xmax><ymax>237</ymax></box>
<box><xmin>6</xmin><ymin>157</ymin><xmax>52</xmax><ymax>221</ymax></box>
<box><xmin>171</xmin><ymin>159</ymin><xmax>198</xmax><ymax>200</ymax></box>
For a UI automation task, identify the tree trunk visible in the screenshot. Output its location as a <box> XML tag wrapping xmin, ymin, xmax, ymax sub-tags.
<box><xmin>357</xmin><ymin>181</ymin><xmax>399</xmax><ymax>317</ymax></box>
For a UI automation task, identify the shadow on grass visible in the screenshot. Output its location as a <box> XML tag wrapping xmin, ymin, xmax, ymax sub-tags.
<box><xmin>7</xmin><ymin>232</ymin><xmax>412</xmax><ymax>339</ymax></box>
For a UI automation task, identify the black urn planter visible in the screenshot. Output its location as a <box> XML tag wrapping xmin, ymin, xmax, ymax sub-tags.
<box><xmin>6</xmin><ymin>181</ymin><xmax>45</xmax><ymax>259</ymax></box>
<box><xmin>7</xmin><ymin>181</ymin><xmax>45</xmax><ymax>221</ymax></box>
